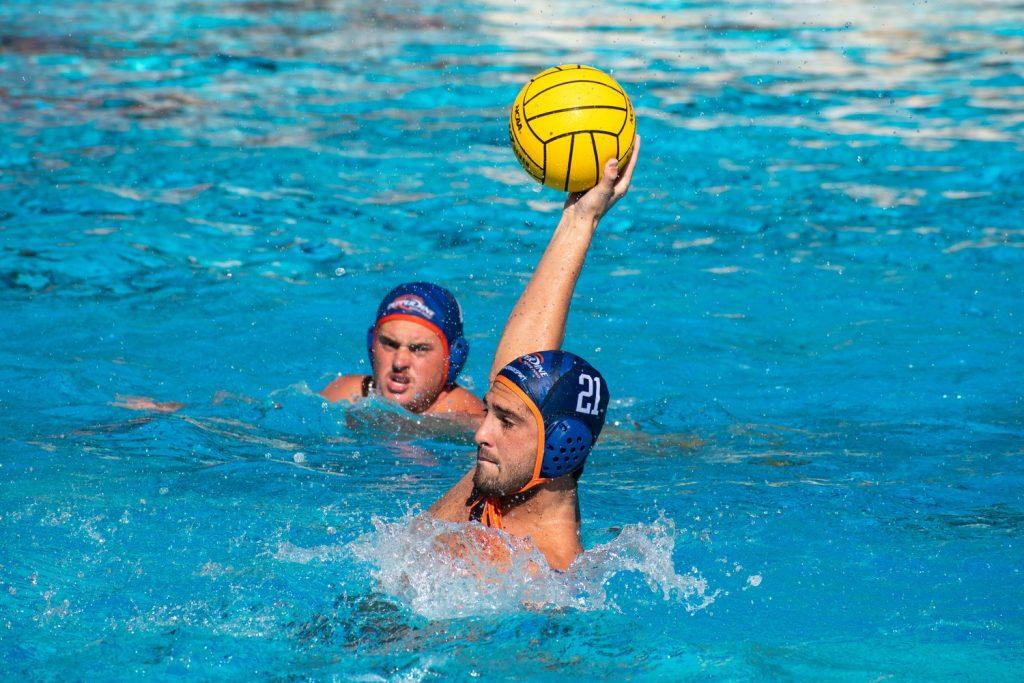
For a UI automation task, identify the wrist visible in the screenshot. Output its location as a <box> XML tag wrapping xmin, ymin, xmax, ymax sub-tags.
<box><xmin>561</xmin><ymin>206</ymin><xmax>601</xmax><ymax>230</ymax></box>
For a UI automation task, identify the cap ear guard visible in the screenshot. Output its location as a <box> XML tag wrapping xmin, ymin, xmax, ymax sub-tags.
<box><xmin>446</xmin><ymin>335</ymin><xmax>469</xmax><ymax>387</ymax></box>
<box><xmin>541</xmin><ymin>418</ymin><xmax>594</xmax><ymax>478</ymax></box>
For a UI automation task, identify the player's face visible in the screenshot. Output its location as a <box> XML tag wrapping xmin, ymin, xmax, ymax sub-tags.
<box><xmin>371</xmin><ymin>319</ymin><xmax>448</xmax><ymax>413</ymax></box>
<box><xmin>473</xmin><ymin>382</ymin><xmax>539</xmax><ymax>496</ymax></box>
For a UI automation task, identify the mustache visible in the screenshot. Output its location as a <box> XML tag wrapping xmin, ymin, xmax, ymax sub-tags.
<box><xmin>475</xmin><ymin>446</ymin><xmax>498</xmax><ymax>465</ymax></box>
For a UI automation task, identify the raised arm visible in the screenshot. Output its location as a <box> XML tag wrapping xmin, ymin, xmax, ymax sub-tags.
<box><xmin>489</xmin><ymin>136</ymin><xmax>641</xmax><ymax>379</ymax></box>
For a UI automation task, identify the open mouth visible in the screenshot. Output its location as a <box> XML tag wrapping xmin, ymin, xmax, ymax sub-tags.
<box><xmin>386</xmin><ymin>373</ymin><xmax>411</xmax><ymax>395</ymax></box>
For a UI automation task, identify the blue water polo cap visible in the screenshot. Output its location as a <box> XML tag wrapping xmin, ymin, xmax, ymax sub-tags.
<box><xmin>366</xmin><ymin>282</ymin><xmax>469</xmax><ymax>387</ymax></box>
<box><xmin>494</xmin><ymin>350</ymin><xmax>609</xmax><ymax>486</ymax></box>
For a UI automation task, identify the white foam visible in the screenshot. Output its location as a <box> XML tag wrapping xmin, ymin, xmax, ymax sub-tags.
<box><xmin>349</xmin><ymin>513</ymin><xmax>717</xmax><ymax>620</ymax></box>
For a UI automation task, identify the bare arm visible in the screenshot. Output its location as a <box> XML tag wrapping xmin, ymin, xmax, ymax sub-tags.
<box><xmin>428</xmin><ymin>467</ymin><xmax>477</xmax><ymax>521</ymax></box>
<box><xmin>427</xmin><ymin>137</ymin><xmax>640</xmax><ymax>523</ymax></box>
<box><xmin>319</xmin><ymin>375</ymin><xmax>366</xmax><ymax>403</ymax></box>
<box><xmin>489</xmin><ymin>136</ymin><xmax>641</xmax><ymax>379</ymax></box>
<box><xmin>113</xmin><ymin>395</ymin><xmax>185</xmax><ymax>413</ymax></box>
<box><xmin>425</xmin><ymin>386</ymin><xmax>486</xmax><ymax>424</ymax></box>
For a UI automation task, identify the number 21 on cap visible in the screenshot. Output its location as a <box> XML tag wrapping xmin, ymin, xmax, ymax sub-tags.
<box><xmin>576</xmin><ymin>374</ymin><xmax>601</xmax><ymax>416</ymax></box>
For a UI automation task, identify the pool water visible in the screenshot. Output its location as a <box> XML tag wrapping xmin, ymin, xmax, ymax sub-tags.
<box><xmin>2</xmin><ymin>0</ymin><xmax>1023</xmax><ymax>679</ymax></box>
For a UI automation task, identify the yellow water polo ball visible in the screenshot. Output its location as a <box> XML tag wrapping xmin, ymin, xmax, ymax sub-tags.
<box><xmin>509</xmin><ymin>64</ymin><xmax>636</xmax><ymax>193</ymax></box>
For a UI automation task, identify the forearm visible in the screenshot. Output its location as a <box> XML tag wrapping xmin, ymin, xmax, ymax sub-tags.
<box><xmin>487</xmin><ymin>136</ymin><xmax>639</xmax><ymax>380</ymax></box>
<box><xmin>489</xmin><ymin>209</ymin><xmax>600</xmax><ymax>379</ymax></box>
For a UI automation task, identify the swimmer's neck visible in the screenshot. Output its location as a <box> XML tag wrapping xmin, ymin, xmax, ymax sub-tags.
<box><xmin>500</xmin><ymin>477</ymin><xmax>582</xmax><ymax>571</ymax></box>
<box><xmin>503</xmin><ymin>477</ymin><xmax>580</xmax><ymax>529</ymax></box>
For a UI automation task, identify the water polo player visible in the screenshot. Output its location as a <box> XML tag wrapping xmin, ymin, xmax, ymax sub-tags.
<box><xmin>320</xmin><ymin>282</ymin><xmax>484</xmax><ymax>420</ymax></box>
<box><xmin>429</xmin><ymin>137</ymin><xmax>640</xmax><ymax>571</ymax></box>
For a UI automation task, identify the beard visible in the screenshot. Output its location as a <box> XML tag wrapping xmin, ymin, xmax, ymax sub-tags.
<box><xmin>472</xmin><ymin>449</ymin><xmax>534</xmax><ymax>497</ymax></box>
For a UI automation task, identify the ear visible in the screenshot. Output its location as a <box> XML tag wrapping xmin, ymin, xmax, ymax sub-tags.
<box><xmin>540</xmin><ymin>418</ymin><xmax>594</xmax><ymax>478</ymax></box>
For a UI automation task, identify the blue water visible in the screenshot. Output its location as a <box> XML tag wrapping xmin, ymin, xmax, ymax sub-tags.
<box><xmin>2</xmin><ymin>0</ymin><xmax>1023</xmax><ymax>679</ymax></box>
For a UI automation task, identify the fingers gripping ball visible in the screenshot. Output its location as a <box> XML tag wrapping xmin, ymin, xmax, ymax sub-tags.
<box><xmin>509</xmin><ymin>64</ymin><xmax>636</xmax><ymax>193</ymax></box>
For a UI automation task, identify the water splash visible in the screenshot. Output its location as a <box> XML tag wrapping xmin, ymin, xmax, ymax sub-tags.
<box><xmin>349</xmin><ymin>513</ymin><xmax>716</xmax><ymax>620</ymax></box>
<box><xmin>273</xmin><ymin>541</ymin><xmax>347</xmax><ymax>565</ymax></box>
<box><xmin>571</xmin><ymin>515</ymin><xmax>718</xmax><ymax>612</ymax></box>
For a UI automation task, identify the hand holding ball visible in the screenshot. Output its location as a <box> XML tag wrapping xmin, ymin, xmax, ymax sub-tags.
<box><xmin>510</xmin><ymin>65</ymin><xmax>636</xmax><ymax>193</ymax></box>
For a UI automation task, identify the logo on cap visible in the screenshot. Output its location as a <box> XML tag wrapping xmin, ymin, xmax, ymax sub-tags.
<box><xmin>521</xmin><ymin>354</ymin><xmax>548</xmax><ymax>378</ymax></box>
<box><xmin>504</xmin><ymin>365</ymin><xmax>529</xmax><ymax>382</ymax></box>
<box><xmin>387</xmin><ymin>295</ymin><xmax>435</xmax><ymax>320</ymax></box>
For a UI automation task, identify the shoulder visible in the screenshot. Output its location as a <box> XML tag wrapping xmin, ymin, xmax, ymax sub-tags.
<box><xmin>428</xmin><ymin>468</ymin><xmax>477</xmax><ymax>522</ymax></box>
<box><xmin>427</xmin><ymin>385</ymin><xmax>485</xmax><ymax>421</ymax></box>
<box><xmin>531</xmin><ymin>531</ymin><xmax>583</xmax><ymax>572</ymax></box>
<box><xmin>319</xmin><ymin>375</ymin><xmax>368</xmax><ymax>403</ymax></box>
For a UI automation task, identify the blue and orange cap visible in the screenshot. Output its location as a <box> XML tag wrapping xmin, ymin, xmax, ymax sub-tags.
<box><xmin>366</xmin><ymin>282</ymin><xmax>469</xmax><ymax>388</ymax></box>
<box><xmin>494</xmin><ymin>350</ymin><xmax>609</xmax><ymax>495</ymax></box>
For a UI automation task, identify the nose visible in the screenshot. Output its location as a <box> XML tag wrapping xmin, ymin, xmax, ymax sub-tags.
<box><xmin>474</xmin><ymin>415</ymin><xmax>494</xmax><ymax>449</ymax></box>
<box><xmin>391</xmin><ymin>345</ymin><xmax>412</xmax><ymax>370</ymax></box>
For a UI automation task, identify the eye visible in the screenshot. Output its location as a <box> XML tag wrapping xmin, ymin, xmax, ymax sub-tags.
<box><xmin>500</xmin><ymin>417</ymin><xmax>514</xmax><ymax>429</ymax></box>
